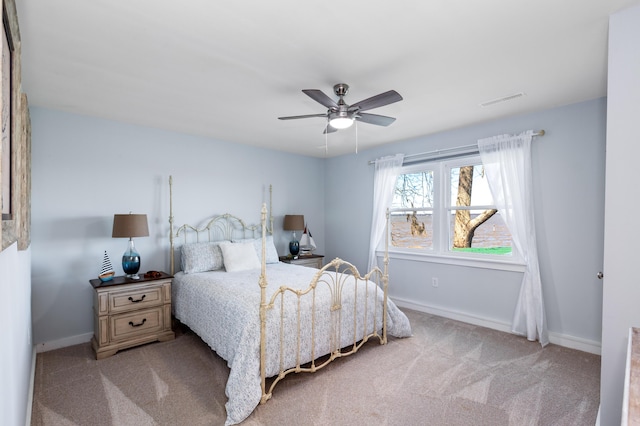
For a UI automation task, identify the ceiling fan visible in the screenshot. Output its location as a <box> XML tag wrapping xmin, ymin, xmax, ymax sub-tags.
<box><xmin>278</xmin><ymin>83</ymin><xmax>403</xmax><ymax>133</ymax></box>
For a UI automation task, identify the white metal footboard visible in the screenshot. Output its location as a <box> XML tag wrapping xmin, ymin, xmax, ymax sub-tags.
<box><xmin>258</xmin><ymin>204</ymin><xmax>390</xmax><ymax>404</ymax></box>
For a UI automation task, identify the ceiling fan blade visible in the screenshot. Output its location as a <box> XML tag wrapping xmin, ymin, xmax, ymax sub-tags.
<box><xmin>355</xmin><ymin>112</ymin><xmax>396</xmax><ymax>126</ymax></box>
<box><xmin>323</xmin><ymin>124</ymin><xmax>338</xmax><ymax>134</ymax></box>
<box><xmin>349</xmin><ymin>90</ymin><xmax>403</xmax><ymax>112</ymax></box>
<box><xmin>302</xmin><ymin>89</ymin><xmax>338</xmax><ymax>109</ymax></box>
<box><xmin>278</xmin><ymin>113</ymin><xmax>328</xmax><ymax>120</ymax></box>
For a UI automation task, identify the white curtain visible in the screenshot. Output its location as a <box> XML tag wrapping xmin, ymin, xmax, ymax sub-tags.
<box><xmin>368</xmin><ymin>154</ymin><xmax>404</xmax><ymax>272</ymax></box>
<box><xmin>478</xmin><ymin>131</ymin><xmax>548</xmax><ymax>346</ymax></box>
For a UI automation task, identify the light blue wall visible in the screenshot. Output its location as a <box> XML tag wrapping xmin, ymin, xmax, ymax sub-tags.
<box><xmin>30</xmin><ymin>107</ymin><xmax>325</xmax><ymax>345</ymax></box>
<box><xmin>325</xmin><ymin>98</ymin><xmax>606</xmax><ymax>346</ymax></box>
<box><xmin>31</xmin><ymin>98</ymin><xmax>606</xmax><ymax>350</ymax></box>
<box><xmin>0</xmin><ymin>244</ymin><xmax>32</xmax><ymax>426</ymax></box>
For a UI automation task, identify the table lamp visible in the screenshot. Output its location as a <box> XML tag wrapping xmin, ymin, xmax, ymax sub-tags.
<box><xmin>283</xmin><ymin>214</ymin><xmax>304</xmax><ymax>256</ymax></box>
<box><xmin>112</xmin><ymin>213</ymin><xmax>149</xmax><ymax>279</ymax></box>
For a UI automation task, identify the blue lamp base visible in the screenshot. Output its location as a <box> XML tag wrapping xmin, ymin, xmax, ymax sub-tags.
<box><xmin>122</xmin><ymin>239</ymin><xmax>141</xmax><ymax>279</ymax></box>
<box><xmin>289</xmin><ymin>240</ymin><xmax>300</xmax><ymax>256</ymax></box>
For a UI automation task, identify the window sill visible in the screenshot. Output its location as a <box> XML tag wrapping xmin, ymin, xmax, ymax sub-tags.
<box><xmin>379</xmin><ymin>249</ymin><xmax>527</xmax><ymax>272</ymax></box>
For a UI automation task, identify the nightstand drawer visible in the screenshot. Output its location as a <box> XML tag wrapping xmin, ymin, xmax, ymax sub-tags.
<box><xmin>110</xmin><ymin>307</ymin><xmax>164</xmax><ymax>342</ymax></box>
<box><xmin>109</xmin><ymin>286</ymin><xmax>163</xmax><ymax>314</ymax></box>
<box><xmin>279</xmin><ymin>254</ymin><xmax>324</xmax><ymax>269</ymax></box>
<box><xmin>294</xmin><ymin>257</ymin><xmax>322</xmax><ymax>268</ymax></box>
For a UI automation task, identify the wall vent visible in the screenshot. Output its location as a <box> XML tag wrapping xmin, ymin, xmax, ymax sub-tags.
<box><xmin>480</xmin><ymin>92</ymin><xmax>526</xmax><ymax>107</ymax></box>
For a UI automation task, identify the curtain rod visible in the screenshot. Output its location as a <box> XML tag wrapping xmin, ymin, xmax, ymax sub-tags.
<box><xmin>369</xmin><ymin>129</ymin><xmax>545</xmax><ymax>165</ymax></box>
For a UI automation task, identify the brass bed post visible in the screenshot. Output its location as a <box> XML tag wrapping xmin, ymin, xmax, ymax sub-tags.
<box><xmin>259</xmin><ymin>203</ymin><xmax>269</xmax><ymax>403</ymax></box>
<box><xmin>169</xmin><ymin>175</ymin><xmax>175</xmax><ymax>275</ymax></box>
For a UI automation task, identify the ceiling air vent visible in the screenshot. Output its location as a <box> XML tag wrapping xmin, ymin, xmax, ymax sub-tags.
<box><xmin>479</xmin><ymin>92</ymin><xmax>526</xmax><ymax>107</ymax></box>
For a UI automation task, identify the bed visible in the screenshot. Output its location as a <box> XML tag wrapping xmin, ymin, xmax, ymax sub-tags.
<box><xmin>168</xmin><ymin>177</ymin><xmax>412</xmax><ymax>425</ymax></box>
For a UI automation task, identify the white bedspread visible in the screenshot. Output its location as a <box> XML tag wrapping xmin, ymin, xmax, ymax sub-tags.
<box><xmin>172</xmin><ymin>262</ymin><xmax>412</xmax><ymax>425</ymax></box>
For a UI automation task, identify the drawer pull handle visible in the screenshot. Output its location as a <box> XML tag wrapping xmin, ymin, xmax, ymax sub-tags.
<box><xmin>128</xmin><ymin>295</ymin><xmax>146</xmax><ymax>303</ymax></box>
<box><xmin>129</xmin><ymin>318</ymin><xmax>147</xmax><ymax>328</ymax></box>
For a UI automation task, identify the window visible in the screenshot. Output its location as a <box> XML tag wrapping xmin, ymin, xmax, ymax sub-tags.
<box><xmin>391</xmin><ymin>168</ymin><xmax>434</xmax><ymax>250</ymax></box>
<box><xmin>389</xmin><ymin>155</ymin><xmax>519</xmax><ymax>267</ymax></box>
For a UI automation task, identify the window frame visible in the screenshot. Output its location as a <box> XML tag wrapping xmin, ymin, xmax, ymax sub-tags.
<box><xmin>383</xmin><ymin>154</ymin><xmax>525</xmax><ymax>272</ymax></box>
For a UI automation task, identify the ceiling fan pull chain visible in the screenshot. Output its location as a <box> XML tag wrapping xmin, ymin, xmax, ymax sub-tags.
<box><xmin>355</xmin><ymin>119</ymin><xmax>359</xmax><ymax>154</ymax></box>
<box><xmin>325</xmin><ymin>121</ymin><xmax>328</xmax><ymax>156</ymax></box>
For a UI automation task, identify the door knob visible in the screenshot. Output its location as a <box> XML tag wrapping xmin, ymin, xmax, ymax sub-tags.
<box><xmin>597</xmin><ymin>271</ymin><xmax>604</xmax><ymax>279</ymax></box>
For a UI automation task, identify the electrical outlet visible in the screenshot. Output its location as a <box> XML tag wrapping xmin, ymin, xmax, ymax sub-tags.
<box><xmin>432</xmin><ymin>277</ymin><xmax>439</xmax><ymax>287</ymax></box>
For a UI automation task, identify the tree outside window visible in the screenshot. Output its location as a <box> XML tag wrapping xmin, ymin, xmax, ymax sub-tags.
<box><xmin>390</xmin><ymin>157</ymin><xmax>513</xmax><ymax>257</ymax></box>
<box><xmin>391</xmin><ymin>170</ymin><xmax>434</xmax><ymax>250</ymax></box>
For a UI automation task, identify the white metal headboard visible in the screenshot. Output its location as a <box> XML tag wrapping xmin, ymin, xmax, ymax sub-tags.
<box><xmin>168</xmin><ymin>176</ymin><xmax>273</xmax><ymax>274</ymax></box>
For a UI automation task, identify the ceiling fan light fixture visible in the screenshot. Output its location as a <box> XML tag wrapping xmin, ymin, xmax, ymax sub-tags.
<box><xmin>329</xmin><ymin>117</ymin><xmax>354</xmax><ymax>129</ymax></box>
<box><xmin>328</xmin><ymin>112</ymin><xmax>354</xmax><ymax>129</ymax></box>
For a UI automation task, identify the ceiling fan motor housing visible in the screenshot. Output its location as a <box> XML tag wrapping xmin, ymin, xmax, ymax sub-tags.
<box><xmin>331</xmin><ymin>84</ymin><xmax>352</xmax><ymax>124</ymax></box>
<box><xmin>333</xmin><ymin>83</ymin><xmax>349</xmax><ymax>97</ymax></box>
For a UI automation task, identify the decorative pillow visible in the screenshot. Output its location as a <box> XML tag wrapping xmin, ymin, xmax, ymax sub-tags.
<box><xmin>181</xmin><ymin>241</ymin><xmax>225</xmax><ymax>274</ymax></box>
<box><xmin>219</xmin><ymin>241</ymin><xmax>261</xmax><ymax>272</ymax></box>
<box><xmin>232</xmin><ymin>235</ymin><xmax>279</xmax><ymax>264</ymax></box>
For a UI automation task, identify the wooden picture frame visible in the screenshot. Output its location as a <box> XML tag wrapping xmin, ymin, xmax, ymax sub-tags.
<box><xmin>1</xmin><ymin>8</ymin><xmax>12</xmax><ymax>221</ymax></box>
<box><xmin>1</xmin><ymin>0</ymin><xmax>30</xmax><ymax>251</ymax></box>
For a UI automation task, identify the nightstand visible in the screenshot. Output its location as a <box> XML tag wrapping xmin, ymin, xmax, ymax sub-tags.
<box><xmin>279</xmin><ymin>254</ymin><xmax>324</xmax><ymax>269</ymax></box>
<box><xmin>90</xmin><ymin>272</ymin><xmax>175</xmax><ymax>360</ymax></box>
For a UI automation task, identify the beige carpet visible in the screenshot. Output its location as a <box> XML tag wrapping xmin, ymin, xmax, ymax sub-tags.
<box><xmin>31</xmin><ymin>309</ymin><xmax>600</xmax><ymax>425</ymax></box>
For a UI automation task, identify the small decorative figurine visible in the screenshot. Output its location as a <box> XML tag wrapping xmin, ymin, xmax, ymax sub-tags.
<box><xmin>99</xmin><ymin>251</ymin><xmax>115</xmax><ymax>282</ymax></box>
<box><xmin>299</xmin><ymin>225</ymin><xmax>317</xmax><ymax>256</ymax></box>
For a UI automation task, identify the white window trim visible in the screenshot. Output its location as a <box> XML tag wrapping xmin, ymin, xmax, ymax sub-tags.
<box><xmin>384</xmin><ymin>154</ymin><xmax>526</xmax><ymax>272</ymax></box>
<box><xmin>380</xmin><ymin>248</ymin><xmax>526</xmax><ymax>272</ymax></box>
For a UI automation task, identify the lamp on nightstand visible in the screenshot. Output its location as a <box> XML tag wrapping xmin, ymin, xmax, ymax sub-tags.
<box><xmin>283</xmin><ymin>214</ymin><xmax>304</xmax><ymax>256</ymax></box>
<box><xmin>112</xmin><ymin>213</ymin><xmax>149</xmax><ymax>279</ymax></box>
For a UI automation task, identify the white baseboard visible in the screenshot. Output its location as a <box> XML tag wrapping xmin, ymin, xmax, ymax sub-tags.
<box><xmin>395</xmin><ymin>297</ymin><xmax>513</xmax><ymax>333</ymax></box>
<box><xmin>393</xmin><ymin>297</ymin><xmax>602</xmax><ymax>355</ymax></box>
<box><xmin>35</xmin><ymin>332</ymin><xmax>93</xmax><ymax>353</ymax></box>
<box><xmin>547</xmin><ymin>330</ymin><xmax>602</xmax><ymax>355</ymax></box>
<box><xmin>25</xmin><ymin>346</ymin><xmax>36</xmax><ymax>426</ymax></box>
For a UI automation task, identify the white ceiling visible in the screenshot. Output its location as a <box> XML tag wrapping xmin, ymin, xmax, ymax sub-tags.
<box><xmin>15</xmin><ymin>0</ymin><xmax>640</xmax><ymax>158</ymax></box>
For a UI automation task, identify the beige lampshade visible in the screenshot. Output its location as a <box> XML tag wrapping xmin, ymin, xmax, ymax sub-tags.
<box><xmin>283</xmin><ymin>215</ymin><xmax>304</xmax><ymax>231</ymax></box>
<box><xmin>112</xmin><ymin>214</ymin><xmax>149</xmax><ymax>238</ymax></box>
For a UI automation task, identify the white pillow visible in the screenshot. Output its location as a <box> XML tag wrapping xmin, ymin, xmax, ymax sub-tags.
<box><xmin>232</xmin><ymin>236</ymin><xmax>279</xmax><ymax>264</ymax></box>
<box><xmin>181</xmin><ymin>241</ymin><xmax>225</xmax><ymax>274</ymax></box>
<box><xmin>220</xmin><ymin>241</ymin><xmax>261</xmax><ymax>272</ymax></box>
